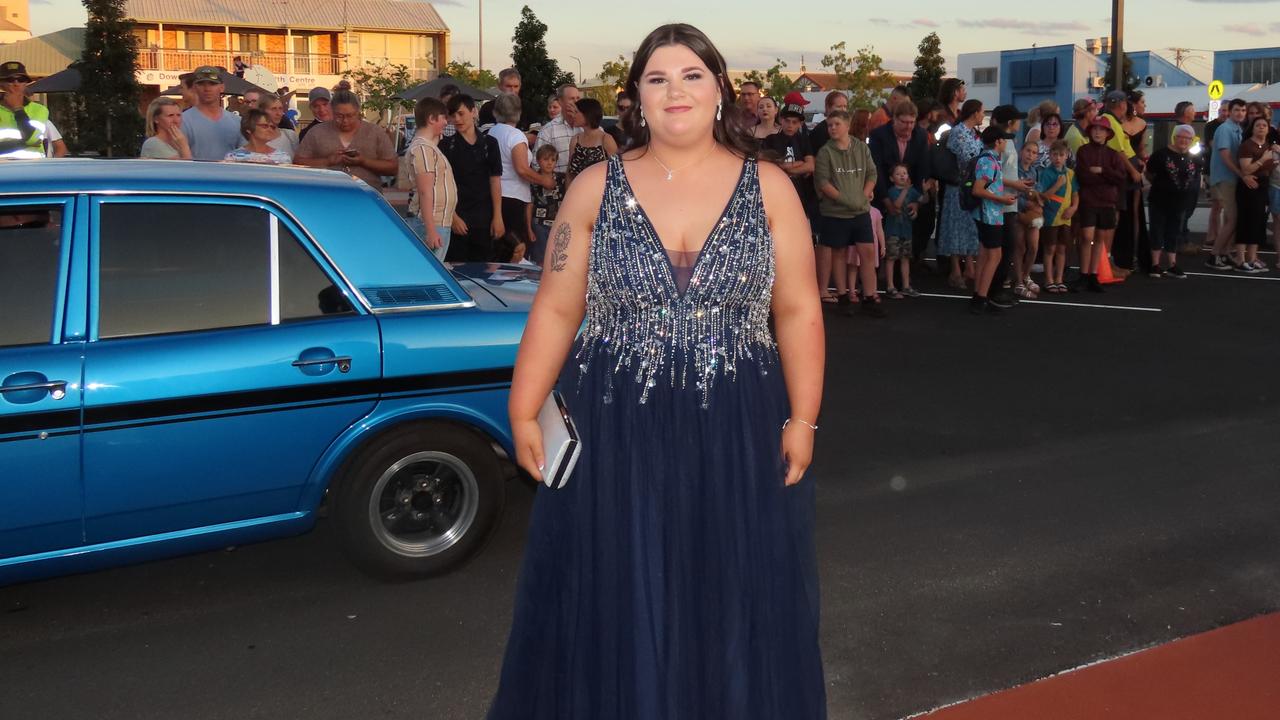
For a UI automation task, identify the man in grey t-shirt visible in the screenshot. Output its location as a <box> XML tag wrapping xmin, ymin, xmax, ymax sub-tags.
<box><xmin>181</xmin><ymin>66</ymin><xmax>242</xmax><ymax>161</ymax></box>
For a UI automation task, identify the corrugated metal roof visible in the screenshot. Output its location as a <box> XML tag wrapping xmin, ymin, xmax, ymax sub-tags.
<box><xmin>0</xmin><ymin>27</ymin><xmax>84</xmax><ymax>77</ymax></box>
<box><xmin>124</xmin><ymin>0</ymin><xmax>448</xmax><ymax>33</ymax></box>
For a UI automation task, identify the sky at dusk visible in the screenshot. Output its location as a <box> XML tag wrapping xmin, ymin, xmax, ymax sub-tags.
<box><xmin>25</xmin><ymin>0</ymin><xmax>1280</xmax><ymax>83</ymax></box>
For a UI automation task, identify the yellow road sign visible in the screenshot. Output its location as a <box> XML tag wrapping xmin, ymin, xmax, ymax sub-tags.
<box><xmin>1208</xmin><ymin>80</ymin><xmax>1225</xmax><ymax>101</ymax></box>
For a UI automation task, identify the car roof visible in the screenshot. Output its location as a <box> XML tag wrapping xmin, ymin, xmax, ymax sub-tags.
<box><xmin>0</xmin><ymin>159</ymin><xmax>464</xmax><ymax>300</ymax></box>
<box><xmin>0</xmin><ymin>158</ymin><xmax>370</xmax><ymax>198</ymax></box>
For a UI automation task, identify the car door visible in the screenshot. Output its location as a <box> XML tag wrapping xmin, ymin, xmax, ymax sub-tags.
<box><xmin>0</xmin><ymin>198</ymin><xmax>85</xmax><ymax>561</ymax></box>
<box><xmin>81</xmin><ymin>197</ymin><xmax>381</xmax><ymax>543</ymax></box>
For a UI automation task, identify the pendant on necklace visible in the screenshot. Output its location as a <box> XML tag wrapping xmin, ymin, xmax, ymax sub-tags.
<box><xmin>665</xmin><ymin>171</ymin><xmax>673</xmax><ymax>181</ymax></box>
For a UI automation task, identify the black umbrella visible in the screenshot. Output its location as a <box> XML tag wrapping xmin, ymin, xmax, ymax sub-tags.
<box><xmin>394</xmin><ymin>74</ymin><xmax>496</xmax><ymax>102</ymax></box>
<box><xmin>27</xmin><ymin>65</ymin><xmax>82</xmax><ymax>94</ymax></box>
<box><xmin>160</xmin><ymin>68</ymin><xmax>271</xmax><ymax>97</ymax></box>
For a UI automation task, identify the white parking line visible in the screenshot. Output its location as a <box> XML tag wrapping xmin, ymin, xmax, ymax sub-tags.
<box><xmin>1184</xmin><ymin>271</ymin><xmax>1280</xmax><ymax>281</ymax></box>
<box><xmin>915</xmin><ymin>292</ymin><xmax>1163</xmax><ymax>313</ymax></box>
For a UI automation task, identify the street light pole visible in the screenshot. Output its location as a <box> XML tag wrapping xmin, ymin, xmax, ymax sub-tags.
<box><xmin>570</xmin><ymin>55</ymin><xmax>582</xmax><ymax>82</ymax></box>
<box><xmin>478</xmin><ymin>0</ymin><xmax>483</xmax><ymax>71</ymax></box>
<box><xmin>1110</xmin><ymin>0</ymin><xmax>1125</xmax><ymax>91</ymax></box>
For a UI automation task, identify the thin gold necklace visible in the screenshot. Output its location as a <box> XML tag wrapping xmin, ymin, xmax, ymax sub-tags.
<box><xmin>650</xmin><ymin>144</ymin><xmax>717</xmax><ymax>181</ymax></box>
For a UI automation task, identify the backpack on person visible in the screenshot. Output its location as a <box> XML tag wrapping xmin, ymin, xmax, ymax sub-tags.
<box><xmin>931</xmin><ymin>132</ymin><xmax>961</xmax><ymax>185</ymax></box>
<box><xmin>957</xmin><ymin>154</ymin><xmax>985</xmax><ymax>212</ymax></box>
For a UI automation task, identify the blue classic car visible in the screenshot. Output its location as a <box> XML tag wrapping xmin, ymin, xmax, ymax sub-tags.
<box><xmin>0</xmin><ymin>160</ymin><xmax>538</xmax><ymax>585</ymax></box>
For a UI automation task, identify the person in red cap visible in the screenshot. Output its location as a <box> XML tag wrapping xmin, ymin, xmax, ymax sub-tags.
<box><xmin>764</xmin><ymin>91</ymin><xmax>818</xmax><ymax>237</ymax></box>
<box><xmin>1073</xmin><ymin>117</ymin><xmax>1129</xmax><ymax>292</ymax></box>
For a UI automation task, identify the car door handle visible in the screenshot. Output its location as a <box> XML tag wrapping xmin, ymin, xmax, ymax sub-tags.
<box><xmin>292</xmin><ymin>356</ymin><xmax>352</xmax><ymax>373</ymax></box>
<box><xmin>0</xmin><ymin>380</ymin><xmax>68</xmax><ymax>400</ymax></box>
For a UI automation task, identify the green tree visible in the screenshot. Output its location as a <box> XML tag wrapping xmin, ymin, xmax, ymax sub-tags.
<box><xmin>599</xmin><ymin>54</ymin><xmax>631</xmax><ymax>92</ymax></box>
<box><xmin>822</xmin><ymin>42</ymin><xmax>890</xmax><ymax>110</ymax></box>
<box><xmin>443</xmin><ymin>60</ymin><xmax>499</xmax><ymax>90</ymax></box>
<box><xmin>74</xmin><ymin>0</ymin><xmax>143</xmax><ymax>156</ymax></box>
<box><xmin>1103</xmin><ymin>52</ymin><xmax>1138</xmax><ymax>93</ymax></box>
<box><xmin>510</xmin><ymin>6</ymin><xmax>574</xmax><ymax>124</ymax></box>
<box><xmin>911</xmin><ymin>32</ymin><xmax>946</xmax><ymax>107</ymax></box>
<box><xmin>345</xmin><ymin>61</ymin><xmax>415</xmax><ymax>124</ymax></box>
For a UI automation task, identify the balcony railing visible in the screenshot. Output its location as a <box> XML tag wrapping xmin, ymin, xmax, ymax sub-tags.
<box><xmin>138</xmin><ymin>48</ymin><xmax>438</xmax><ymax>81</ymax></box>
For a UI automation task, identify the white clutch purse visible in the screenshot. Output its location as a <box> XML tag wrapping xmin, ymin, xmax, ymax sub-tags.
<box><xmin>536</xmin><ymin>391</ymin><xmax>580</xmax><ymax>489</ymax></box>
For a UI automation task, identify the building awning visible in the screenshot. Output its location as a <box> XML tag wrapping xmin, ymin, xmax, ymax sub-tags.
<box><xmin>0</xmin><ymin>27</ymin><xmax>84</xmax><ymax>78</ymax></box>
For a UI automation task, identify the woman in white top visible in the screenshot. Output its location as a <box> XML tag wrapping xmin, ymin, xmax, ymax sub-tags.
<box><xmin>487</xmin><ymin>92</ymin><xmax>556</xmax><ymax>257</ymax></box>
<box><xmin>140</xmin><ymin>97</ymin><xmax>192</xmax><ymax>160</ymax></box>
<box><xmin>224</xmin><ymin>109</ymin><xmax>292</xmax><ymax>164</ymax></box>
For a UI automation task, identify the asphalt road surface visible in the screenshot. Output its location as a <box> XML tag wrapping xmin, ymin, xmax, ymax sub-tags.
<box><xmin>3</xmin><ymin>246</ymin><xmax>1279</xmax><ymax>720</ymax></box>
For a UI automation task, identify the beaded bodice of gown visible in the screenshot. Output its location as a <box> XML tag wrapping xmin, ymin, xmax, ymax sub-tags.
<box><xmin>575</xmin><ymin>155</ymin><xmax>777</xmax><ymax>408</ymax></box>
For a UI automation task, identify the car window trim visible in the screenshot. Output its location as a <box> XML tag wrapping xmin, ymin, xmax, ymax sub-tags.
<box><xmin>88</xmin><ymin>194</ymin><xmax>368</xmax><ymax>341</ymax></box>
<box><xmin>0</xmin><ymin>197</ymin><xmax>75</xmax><ymax>348</ymax></box>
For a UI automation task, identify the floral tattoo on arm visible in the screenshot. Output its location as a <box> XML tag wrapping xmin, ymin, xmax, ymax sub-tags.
<box><xmin>550</xmin><ymin>222</ymin><xmax>570</xmax><ymax>272</ymax></box>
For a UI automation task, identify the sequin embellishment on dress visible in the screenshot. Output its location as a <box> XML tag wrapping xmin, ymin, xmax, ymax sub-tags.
<box><xmin>575</xmin><ymin>156</ymin><xmax>776</xmax><ymax>407</ymax></box>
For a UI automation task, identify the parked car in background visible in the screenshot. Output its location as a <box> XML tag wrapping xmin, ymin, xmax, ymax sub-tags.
<box><xmin>0</xmin><ymin>159</ymin><xmax>537</xmax><ymax>586</ymax></box>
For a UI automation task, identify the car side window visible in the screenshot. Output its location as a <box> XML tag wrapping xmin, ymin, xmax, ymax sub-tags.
<box><xmin>278</xmin><ymin>222</ymin><xmax>354</xmax><ymax>321</ymax></box>
<box><xmin>97</xmin><ymin>202</ymin><xmax>352</xmax><ymax>340</ymax></box>
<box><xmin>0</xmin><ymin>206</ymin><xmax>63</xmax><ymax>348</ymax></box>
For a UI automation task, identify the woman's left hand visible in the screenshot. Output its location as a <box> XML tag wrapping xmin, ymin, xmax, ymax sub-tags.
<box><xmin>780</xmin><ymin>422</ymin><xmax>815</xmax><ymax>486</ymax></box>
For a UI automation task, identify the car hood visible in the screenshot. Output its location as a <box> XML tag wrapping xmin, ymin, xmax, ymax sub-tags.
<box><xmin>449</xmin><ymin>262</ymin><xmax>541</xmax><ymax>311</ymax></box>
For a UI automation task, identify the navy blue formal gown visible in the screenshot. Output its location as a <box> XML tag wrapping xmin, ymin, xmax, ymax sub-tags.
<box><xmin>489</xmin><ymin>156</ymin><xmax>826</xmax><ymax>719</ymax></box>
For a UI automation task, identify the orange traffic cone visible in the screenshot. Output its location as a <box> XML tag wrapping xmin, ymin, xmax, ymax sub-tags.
<box><xmin>1097</xmin><ymin>251</ymin><xmax>1124</xmax><ymax>284</ymax></box>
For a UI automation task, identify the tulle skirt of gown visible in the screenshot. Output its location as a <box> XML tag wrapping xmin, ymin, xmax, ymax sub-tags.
<box><xmin>488</xmin><ymin>343</ymin><xmax>826</xmax><ymax>719</ymax></box>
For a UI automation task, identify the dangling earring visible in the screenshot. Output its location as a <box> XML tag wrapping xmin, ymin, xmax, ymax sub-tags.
<box><xmin>716</xmin><ymin>102</ymin><xmax>722</xmax><ymax>122</ymax></box>
<box><xmin>640</xmin><ymin>108</ymin><xmax>646</xmax><ymax>128</ymax></box>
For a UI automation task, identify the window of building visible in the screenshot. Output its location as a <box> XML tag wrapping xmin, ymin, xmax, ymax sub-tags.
<box><xmin>1008</xmin><ymin>58</ymin><xmax>1056</xmax><ymax>89</ymax></box>
<box><xmin>237</xmin><ymin>33</ymin><xmax>259</xmax><ymax>53</ymax></box>
<box><xmin>1232</xmin><ymin>57</ymin><xmax>1280</xmax><ymax>85</ymax></box>
<box><xmin>97</xmin><ymin>203</ymin><xmax>352</xmax><ymax>339</ymax></box>
<box><xmin>973</xmin><ymin>67</ymin><xmax>998</xmax><ymax>86</ymax></box>
<box><xmin>184</xmin><ymin>31</ymin><xmax>205</xmax><ymax>51</ymax></box>
<box><xmin>0</xmin><ymin>207</ymin><xmax>63</xmax><ymax>348</ymax></box>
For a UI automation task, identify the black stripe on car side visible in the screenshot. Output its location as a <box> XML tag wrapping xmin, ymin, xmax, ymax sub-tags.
<box><xmin>78</xmin><ymin>367</ymin><xmax>515</xmax><ymax>429</ymax></box>
<box><xmin>0</xmin><ymin>409</ymin><xmax>82</xmax><ymax>437</ymax></box>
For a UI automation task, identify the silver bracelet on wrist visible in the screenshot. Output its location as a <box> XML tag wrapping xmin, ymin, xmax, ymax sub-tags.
<box><xmin>783</xmin><ymin>418</ymin><xmax>819</xmax><ymax>431</ymax></box>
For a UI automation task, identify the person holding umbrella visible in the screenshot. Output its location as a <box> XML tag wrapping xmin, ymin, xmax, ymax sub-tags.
<box><xmin>0</xmin><ymin>61</ymin><xmax>49</xmax><ymax>160</ymax></box>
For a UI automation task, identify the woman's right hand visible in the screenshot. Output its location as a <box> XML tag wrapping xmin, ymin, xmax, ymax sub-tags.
<box><xmin>512</xmin><ymin>418</ymin><xmax>545</xmax><ymax>483</ymax></box>
<box><xmin>451</xmin><ymin>215</ymin><xmax>469</xmax><ymax>235</ymax></box>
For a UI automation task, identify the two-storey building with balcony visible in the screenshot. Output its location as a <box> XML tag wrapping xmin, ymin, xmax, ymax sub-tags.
<box><xmin>125</xmin><ymin>0</ymin><xmax>449</xmax><ymax>107</ymax></box>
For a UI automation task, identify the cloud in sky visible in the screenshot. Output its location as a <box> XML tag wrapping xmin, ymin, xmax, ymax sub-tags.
<box><xmin>869</xmin><ymin>17</ymin><xmax>940</xmax><ymax>29</ymax></box>
<box><xmin>1223</xmin><ymin>22</ymin><xmax>1280</xmax><ymax>36</ymax></box>
<box><xmin>957</xmin><ymin>18</ymin><xmax>1092</xmax><ymax>34</ymax></box>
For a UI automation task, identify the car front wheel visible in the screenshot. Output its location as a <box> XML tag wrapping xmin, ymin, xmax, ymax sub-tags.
<box><xmin>335</xmin><ymin>423</ymin><xmax>505</xmax><ymax>579</ymax></box>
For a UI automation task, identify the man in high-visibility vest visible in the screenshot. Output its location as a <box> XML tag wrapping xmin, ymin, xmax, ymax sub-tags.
<box><xmin>0</xmin><ymin>61</ymin><xmax>49</xmax><ymax>160</ymax></box>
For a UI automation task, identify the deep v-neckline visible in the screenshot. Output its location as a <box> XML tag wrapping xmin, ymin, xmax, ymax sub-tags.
<box><xmin>616</xmin><ymin>157</ymin><xmax>749</xmax><ymax>299</ymax></box>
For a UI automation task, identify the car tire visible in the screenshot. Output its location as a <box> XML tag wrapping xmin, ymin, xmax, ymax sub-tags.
<box><xmin>335</xmin><ymin>422</ymin><xmax>505</xmax><ymax>579</ymax></box>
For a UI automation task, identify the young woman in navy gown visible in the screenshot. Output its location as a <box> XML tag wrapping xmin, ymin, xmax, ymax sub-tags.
<box><xmin>490</xmin><ymin>23</ymin><xmax>828</xmax><ymax>719</ymax></box>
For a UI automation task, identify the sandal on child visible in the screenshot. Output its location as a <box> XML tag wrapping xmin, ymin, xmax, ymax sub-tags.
<box><xmin>821</xmin><ymin>293</ymin><xmax>837</xmax><ymax>304</ymax></box>
<box><xmin>886</xmin><ymin>288</ymin><xmax>904</xmax><ymax>299</ymax></box>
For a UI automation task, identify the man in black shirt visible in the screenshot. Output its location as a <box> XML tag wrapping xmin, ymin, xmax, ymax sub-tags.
<box><xmin>440</xmin><ymin>94</ymin><xmax>504</xmax><ymax>262</ymax></box>
<box><xmin>807</xmin><ymin>91</ymin><xmax>849</xmax><ymax>154</ymax></box>
<box><xmin>764</xmin><ymin>92</ymin><xmax>818</xmax><ymax>227</ymax></box>
<box><xmin>478</xmin><ymin>68</ymin><xmax>533</xmax><ymax>129</ymax></box>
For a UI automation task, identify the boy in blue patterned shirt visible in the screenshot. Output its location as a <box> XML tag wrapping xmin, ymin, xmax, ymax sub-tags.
<box><xmin>882</xmin><ymin>164</ymin><xmax>923</xmax><ymax>298</ymax></box>
<box><xmin>970</xmin><ymin>125</ymin><xmax>1018</xmax><ymax>314</ymax></box>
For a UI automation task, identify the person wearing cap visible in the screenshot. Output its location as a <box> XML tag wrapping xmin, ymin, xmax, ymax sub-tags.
<box><xmin>1145</xmin><ymin>125</ymin><xmax>1201</xmax><ymax>278</ymax></box>
<box><xmin>765</xmin><ymin>92</ymin><xmax>818</xmax><ymax>235</ymax></box>
<box><xmin>1064</xmin><ymin>98</ymin><xmax>1097</xmax><ymax>157</ymax></box>
<box><xmin>989</xmin><ymin>104</ymin><xmax>1034</xmax><ymax>307</ymax></box>
<box><xmin>1074</xmin><ymin>117</ymin><xmax>1129</xmax><ymax>292</ymax></box>
<box><xmin>0</xmin><ymin>61</ymin><xmax>49</xmax><ymax>160</ymax></box>
<box><xmin>299</xmin><ymin>87</ymin><xmax>333</xmax><ymax>142</ymax></box>
<box><xmin>969</xmin><ymin>125</ymin><xmax>1018</xmax><ymax>313</ymax></box>
<box><xmin>180</xmin><ymin>66</ymin><xmax>241</xmax><ymax>161</ymax></box>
